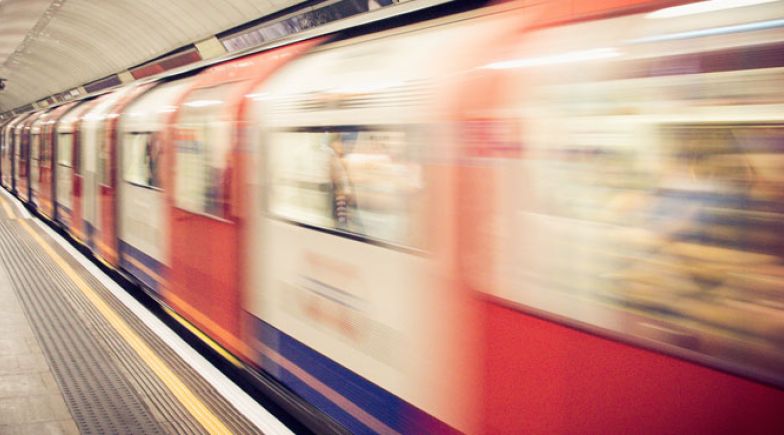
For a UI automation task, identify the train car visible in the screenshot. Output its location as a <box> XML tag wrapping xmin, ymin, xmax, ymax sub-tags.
<box><xmin>4</xmin><ymin>113</ymin><xmax>33</xmax><ymax>193</ymax></box>
<box><xmin>0</xmin><ymin>115</ymin><xmax>20</xmax><ymax>189</ymax></box>
<box><xmin>95</xmin><ymin>85</ymin><xmax>153</xmax><ymax>266</ymax></box>
<box><xmin>29</xmin><ymin>108</ymin><xmax>56</xmax><ymax>208</ymax></box>
<box><xmin>36</xmin><ymin>102</ymin><xmax>80</xmax><ymax>221</ymax></box>
<box><xmin>164</xmin><ymin>39</ymin><xmax>320</xmax><ymax>360</ymax></box>
<box><xmin>2</xmin><ymin>115</ymin><xmax>21</xmax><ymax>190</ymax></box>
<box><xmin>12</xmin><ymin>116</ymin><xmax>25</xmax><ymax>196</ymax></box>
<box><xmin>242</xmin><ymin>9</ymin><xmax>518</xmax><ymax>433</ymax></box>
<box><xmin>76</xmin><ymin>87</ymin><xmax>144</xmax><ymax>255</ymax></box>
<box><xmin>1</xmin><ymin>115</ymin><xmax>19</xmax><ymax>190</ymax></box>
<box><xmin>116</xmin><ymin>78</ymin><xmax>193</xmax><ymax>294</ymax></box>
<box><xmin>55</xmin><ymin>99</ymin><xmax>95</xmax><ymax>232</ymax></box>
<box><xmin>17</xmin><ymin>110</ymin><xmax>49</xmax><ymax>203</ymax></box>
<box><xmin>454</xmin><ymin>0</ymin><xmax>784</xmax><ymax>432</ymax></box>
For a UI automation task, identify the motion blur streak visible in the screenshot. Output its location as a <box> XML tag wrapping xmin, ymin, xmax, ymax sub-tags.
<box><xmin>628</xmin><ymin>18</ymin><xmax>784</xmax><ymax>42</ymax></box>
<box><xmin>646</xmin><ymin>0</ymin><xmax>780</xmax><ymax>18</ymax></box>
<box><xmin>482</xmin><ymin>47</ymin><xmax>622</xmax><ymax>69</ymax></box>
<box><xmin>1</xmin><ymin>0</ymin><xmax>784</xmax><ymax>433</ymax></box>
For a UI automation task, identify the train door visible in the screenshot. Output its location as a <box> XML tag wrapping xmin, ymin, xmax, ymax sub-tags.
<box><xmin>95</xmin><ymin>85</ymin><xmax>149</xmax><ymax>266</ymax></box>
<box><xmin>166</xmin><ymin>40</ymin><xmax>319</xmax><ymax>360</ymax></box>
<box><xmin>80</xmin><ymin>94</ymin><xmax>110</xmax><ymax>249</ymax></box>
<box><xmin>0</xmin><ymin>120</ymin><xmax>7</xmax><ymax>187</ymax></box>
<box><xmin>13</xmin><ymin>115</ymin><xmax>31</xmax><ymax>198</ymax></box>
<box><xmin>117</xmin><ymin>79</ymin><xmax>192</xmax><ymax>293</ymax></box>
<box><xmin>78</xmin><ymin>90</ymin><xmax>131</xmax><ymax>252</ymax></box>
<box><xmin>11</xmin><ymin>113</ymin><xmax>33</xmax><ymax>195</ymax></box>
<box><xmin>0</xmin><ymin>117</ymin><xmax>14</xmax><ymax>186</ymax></box>
<box><xmin>24</xmin><ymin>112</ymin><xmax>47</xmax><ymax>203</ymax></box>
<box><xmin>30</xmin><ymin>111</ymin><xmax>51</xmax><ymax>207</ymax></box>
<box><xmin>0</xmin><ymin>120</ymin><xmax>4</xmax><ymax>186</ymax></box>
<box><xmin>40</xmin><ymin>102</ymin><xmax>78</xmax><ymax>221</ymax></box>
<box><xmin>56</xmin><ymin>100</ymin><xmax>94</xmax><ymax>233</ymax></box>
<box><xmin>1</xmin><ymin>115</ymin><xmax>25</xmax><ymax>190</ymax></box>
<box><xmin>168</xmin><ymin>81</ymin><xmax>246</xmax><ymax>356</ymax></box>
<box><xmin>18</xmin><ymin>112</ymin><xmax>45</xmax><ymax>203</ymax></box>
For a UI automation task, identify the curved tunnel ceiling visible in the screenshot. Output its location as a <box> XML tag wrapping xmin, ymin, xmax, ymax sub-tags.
<box><xmin>0</xmin><ymin>0</ymin><xmax>304</xmax><ymax>111</ymax></box>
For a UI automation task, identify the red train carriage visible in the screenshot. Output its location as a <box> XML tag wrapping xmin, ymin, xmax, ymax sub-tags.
<box><xmin>164</xmin><ymin>40</ymin><xmax>321</xmax><ymax>360</ymax></box>
<box><xmin>30</xmin><ymin>109</ymin><xmax>56</xmax><ymax>210</ymax></box>
<box><xmin>115</xmin><ymin>78</ymin><xmax>195</xmax><ymax>294</ymax></box>
<box><xmin>16</xmin><ymin>111</ymin><xmax>47</xmax><ymax>204</ymax></box>
<box><xmin>240</xmin><ymin>7</ymin><xmax>529</xmax><ymax>430</ymax></box>
<box><xmin>94</xmin><ymin>84</ymin><xmax>153</xmax><ymax>267</ymax></box>
<box><xmin>0</xmin><ymin>114</ymin><xmax>27</xmax><ymax>190</ymax></box>
<box><xmin>55</xmin><ymin>99</ymin><xmax>96</xmax><ymax>232</ymax></box>
<box><xmin>36</xmin><ymin>102</ymin><xmax>80</xmax><ymax>221</ymax></box>
<box><xmin>75</xmin><ymin>88</ymin><xmax>143</xmax><ymax>255</ymax></box>
<box><xmin>7</xmin><ymin>113</ymin><xmax>34</xmax><ymax>194</ymax></box>
<box><xmin>0</xmin><ymin>116</ymin><xmax>18</xmax><ymax>187</ymax></box>
<box><xmin>455</xmin><ymin>0</ymin><xmax>784</xmax><ymax>432</ymax></box>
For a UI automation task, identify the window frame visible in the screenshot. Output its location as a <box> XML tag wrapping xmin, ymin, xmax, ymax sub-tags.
<box><xmin>97</xmin><ymin>124</ymin><xmax>112</xmax><ymax>187</ymax></box>
<box><xmin>30</xmin><ymin>132</ymin><xmax>41</xmax><ymax>166</ymax></box>
<box><xmin>172</xmin><ymin>81</ymin><xmax>243</xmax><ymax>221</ymax></box>
<box><xmin>56</xmin><ymin>132</ymin><xmax>75</xmax><ymax>170</ymax></box>
<box><xmin>263</xmin><ymin>124</ymin><xmax>426</xmax><ymax>254</ymax></box>
<box><xmin>123</xmin><ymin>130</ymin><xmax>163</xmax><ymax>191</ymax></box>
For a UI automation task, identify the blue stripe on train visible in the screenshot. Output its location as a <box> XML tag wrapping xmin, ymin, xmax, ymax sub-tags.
<box><xmin>118</xmin><ymin>240</ymin><xmax>164</xmax><ymax>293</ymax></box>
<box><xmin>252</xmin><ymin>317</ymin><xmax>455</xmax><ymax>434</ymax></box>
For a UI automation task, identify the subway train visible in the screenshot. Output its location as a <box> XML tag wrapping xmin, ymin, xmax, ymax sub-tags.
<box><xmin>2</xmin><ymin>0</ymin><xmax>784</xmax><ymax>432</ymax></box>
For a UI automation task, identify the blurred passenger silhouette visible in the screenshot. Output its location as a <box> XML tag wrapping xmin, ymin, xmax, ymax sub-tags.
<box><xmin>328</xmin><ymin>132</ymin><xmax>355</xmax><ymax>229</ymax></box>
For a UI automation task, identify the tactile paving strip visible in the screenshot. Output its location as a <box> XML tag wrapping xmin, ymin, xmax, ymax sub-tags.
<box><xmin>0</xmin><ymin>221</ymin><xmax>164</xmax><ymax>434</ymax></box>
<box><xmin>0</xmin><ymin>205</ymin><xmax>263</xmax><ymax>434</ymax></box>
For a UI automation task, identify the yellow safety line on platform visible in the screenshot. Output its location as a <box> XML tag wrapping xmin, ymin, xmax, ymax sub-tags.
<box><xmin>16</xmin><ymin>218</ymin><xmax>232</xmax><ymax>435</ymax></box>
<box><xmin>164</xmin><ymin>291</ymin><xmax>251</xmax><ymax>360</ymax></box>
<box><xmin>163</xmin><ymin>307</ymin><xmax>243</xmax><ymax>368</ymax></box>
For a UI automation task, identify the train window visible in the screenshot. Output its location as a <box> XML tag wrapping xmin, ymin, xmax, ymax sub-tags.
<box><xmin>14</xmin><ymin>131</ymin><xmax>21</xmax><ymax>157</ymax></box>
<box><xmin>267</xmin><ymin>127</ymin><xmax>422</xmax><ymax>247</ymax></box>
<box><xmin>1</xmin><ymin>132</ymin><xmax>6</xmax><ymax>172</ymax></box>
<box><xmin>2</xmin><ymin>127</ymin><xmax>10</xmax><ymax>166</ymax></box>
<box><xmin>612</xmin><ymin>124</ymin><xmax>784</xmax><ymax>346</ymax></box>
<box><xmin>174</xmin><ymin>82</ymin><xmax>242</xmax><ymax>219</ymax></box>
<box><xmin>40</xmin><ymin>134</ymin><xmax>50</xmax><ymax>168</ymax></box>
<box><xmin>502</xmin><ymin>120</ymin><xmax>784</xmax><ymax>381</ymax></box>
<box><xmin>98</xmin><ymin>125</ymin><xmax>111</xmax><ymax>186</ymax></box>
<box><xmin>31</xmin><ymin>134</ymin><xmax>40</xmax><ymax>166</ymax></box>
<box><xmin>124</xmin><ymin>132</ymin><xmax>161</xmax><ymax>189</ymax></box>
<box><xmin>57</xmin><ymin>133</ymin><xmax>73</xmax><ymax>168</ymax></box>
<box><xmin>19</xmin><ymin>131</ymin><xmax>28</xmax><ymax>177</ymax></box>
<box><xmin>16</xmin><ymin>132</ymin><xmax>24</xmax><ymax>159</ymax></box>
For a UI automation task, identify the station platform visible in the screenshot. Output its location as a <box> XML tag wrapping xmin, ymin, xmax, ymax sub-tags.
<box><xmin>0</xmin><ymin>191</ymin><xmax>290</xmax><ymax>434</ymax></box>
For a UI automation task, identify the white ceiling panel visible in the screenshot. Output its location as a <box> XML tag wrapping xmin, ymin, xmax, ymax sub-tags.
<box><xmin>0</xmin><ymin>0</ymin><xmax>52</xmax><ymax>63</ymax></box>
<box><xmin>0</xmin><ymin>0</ymin><xmax>303</xmax><ymax>111</ymax></box>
